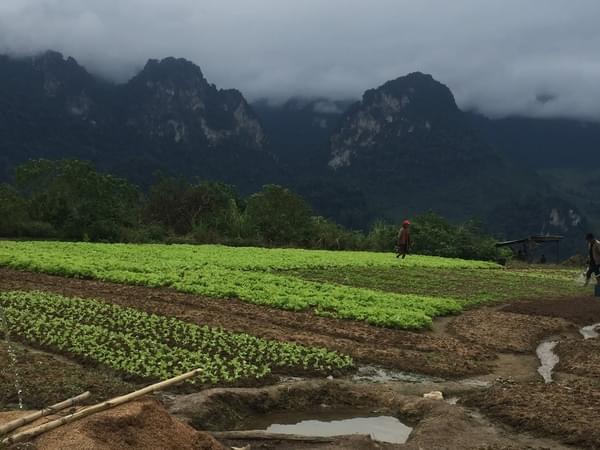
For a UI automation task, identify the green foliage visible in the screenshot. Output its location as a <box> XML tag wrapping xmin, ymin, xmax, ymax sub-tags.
<box><xmin>410</xmin><ymin>212</ymin><xmax>509</xmax><ymax>262</ymax></box>
<box><xmin>0</xmin><ymin>159</ymin><xmax>507</xmax><ymax>261</ymax></box>
<box><xmin>245</xmin><ymin>184</ymin><xmax>314</xmax><ymax>245</ymax></box>
<box><xmin>15</xmin><ymin>159</ymin><xmax>140</xmax><ymax>241</ymax></box>
<box><xmin>145</xmin><ymin>177</ymin><xmax>242</xmax><ymax>237</ymax></box>
<box><xmin>0</xmin><ymin>241</ymin><xmax>500</xmax><ymax>329</ymax></box>
<box><xmin>308</xmin><ymin>216</ymin><xmax>365</xmax><ymax>250</ymax></box>
<box><xmin>0</xmin><ymin>291</ymin><xmax>352</xmax><ymax>383</ymax></box>
<box><xmin>0</xmin><ymin>184</ymin><xmax>30</xmax><ymax>236</ymax></box>
<box><xmin>366</xmin><ymin>221</ymin><xmax>398</xmax><ymax>252</ymax></box>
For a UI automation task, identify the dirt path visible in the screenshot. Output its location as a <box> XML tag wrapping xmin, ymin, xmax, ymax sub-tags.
<box><xmin>0</xmin><ymin>268</ymin><xmax>493</xmax><ymax>378</ymax></box>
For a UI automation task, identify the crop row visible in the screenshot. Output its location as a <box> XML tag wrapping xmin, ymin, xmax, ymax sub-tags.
<box><xmin>0</xmin><ymin>241</ymin><xmax>499</xmax><ymax>271</ymax></box>
<box><xmin>0</xmin><ymin>291</ymin><xmax>353</xmax><ymax>383</ymax></box>
<box><xmin>0</xmin><ymin>247</ymin><xmax>462</xmax><ymax>328</ymax></box>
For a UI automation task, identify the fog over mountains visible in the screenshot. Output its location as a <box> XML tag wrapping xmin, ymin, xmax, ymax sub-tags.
<box><xmin>2</xmin><ymin>1</ymin><xmax>600</xmax><ymax>122</ymax></box>
<box><xmin>1</xmin><ymin>50</ymin><xmax>598</xmax><ymax>256</ymax></box>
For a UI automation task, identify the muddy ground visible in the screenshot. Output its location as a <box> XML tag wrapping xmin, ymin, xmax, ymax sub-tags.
<box><xmin>464</xmin><ymin>377</ymin><xmax>600</xmax><ymax>450</ymax></box>
<box><xmin>3</xmin><ymin>268</ymin><xmax>600</xmax><ymax>449</ymax></box>
<box><xmin>0</xmin><ymin>342</ymin><xmax>137</xmax><ymax>410</ymax></box>
<box><xmin>448</xmin><ymin>309</ymin><xmax>573</xmax><ymax>353</ymax></box>
<box><xmin>556</xmin><ymin>338</ymin><xmax>600</xmax><ymax>378</ymax></box>
<box><xmin>0</xmin><ymin>268</ymin><xmax>493</xmax><ymax>378</ymax></box>
<box><xmin>169</xmin><ymin>380</ymin><xmax>576</xmax><ymax>450</ymax></box>
<box><xmin>502</xmin><ymin>297</ymin><xmax>600</xmax><ymax>325</ymax></box>
<box><xmin>463</xmin><ymin>297</ymin><xmax>600</xmax><ymax>450</ymax></box>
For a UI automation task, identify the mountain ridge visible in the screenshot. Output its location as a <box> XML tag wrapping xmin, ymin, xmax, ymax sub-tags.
<box><xmin>0</xmin><ymin>50</ymin><xmax>593</xmax><ymax>254</ymax></box>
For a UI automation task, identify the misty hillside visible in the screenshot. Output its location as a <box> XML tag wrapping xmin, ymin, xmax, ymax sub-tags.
<box><xmin>0</xmin><ymin>50</ymin><xmax>595</xmax><ymax>254</ymax></box>
<box><xmin>0</xmin><ymin>51</ymin><xmax>279</xmax><ymax>192</ymax></box>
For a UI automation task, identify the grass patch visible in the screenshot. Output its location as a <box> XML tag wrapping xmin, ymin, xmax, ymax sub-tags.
<box><xmin>286</xmin><ymin>266</ymin><xmax>586</xmax><ymax>306</ymax></box>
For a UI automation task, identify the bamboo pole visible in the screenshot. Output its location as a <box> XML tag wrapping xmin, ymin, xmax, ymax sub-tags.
<box><xmin>0</xmin><ymin>391</ymin><xmax>91</xmax><ymax>436</ymax></box>
<box><xmin>1</xmin><ymin>368</ymin><xmax>202</xmax><ymax>445</ymax></box>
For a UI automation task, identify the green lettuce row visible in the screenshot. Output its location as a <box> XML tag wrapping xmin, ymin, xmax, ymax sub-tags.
<box><xmin>0</xmin><ymin>291</ymin><xmax>351</xmax><ymax>371</ymax></box>
<box><xmin>0</xmin><ymin>250</ymin><xmax>462</xmax><ymax>329</ymax></box>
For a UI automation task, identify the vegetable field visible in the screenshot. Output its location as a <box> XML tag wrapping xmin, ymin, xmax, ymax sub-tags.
<box><xmin>0</xmin><ymin>291</ymin><xmax>352</xmax><ymax>384</ymax></box>
<box><xmin>0</xmin><ymin>241</ymin><xmax>583</xmax><ymax>329</ymax></box>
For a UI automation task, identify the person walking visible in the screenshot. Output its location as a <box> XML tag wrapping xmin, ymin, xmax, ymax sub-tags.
<box><xmin>396</xmin><ymin>220</ymin><xmax>411</xmax><ymax>259</ymax></box>
<box><xmin>584</xmin><ymin>233</ymin><xmax>600</xmax><ymax>286</ymax></box>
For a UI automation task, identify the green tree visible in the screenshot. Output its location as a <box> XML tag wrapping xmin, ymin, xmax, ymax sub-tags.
<box><xmin>16</xmin><ymin>159</ymin><xmax>140</xmax><ymax>241</ymax></box>
<box><xmin>244</xmin><ymin>184</ymin><xmax>313</xmax><ymax>245</ymax></box>
<box><xmin>145</xmin><ymin>177</ymin><xmax>241</xmax><ymax>237</ymax></box>
<box><xmin>0</xmin><ymin>184</ymin><xmax>29</xmax><ymax>236</ymax></box>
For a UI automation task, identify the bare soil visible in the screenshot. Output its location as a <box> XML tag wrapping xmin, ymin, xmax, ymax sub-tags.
<box><xmin>464</xmin><ymin>377</ymin><xmax>600</xmax><ymax>450</ymax></box>
<box><xmin>502</xmin><ymin>297</ymin><xmax>600</xmax><ymax>325</ymax></box>
<box><xmin>448</xmin><ymin>309</ymin><xmax>573</xmax><ymax>353</ymax></box>
<box><xmin>0</xmin><ymin>268</ymin><xmax>493</xmax><ymax>378</ymax></box>
<box><xmin>556</xmin><ymin>337</ymin><xmax>600</xmax><ymax>379</ymax></box>
<box><xmin>3</xmin><ymin>269</ymin><xmax>600</xmax><ymax>449</ymax></box>
<box><xmin>464</xmin><ymin>297</ymin><xmax>600</xmax><ymax>449</ymax></box>
<box><xmin>170</xmin><ymin>380</ymin><xmax>574</xmax><ymax>450</ymax></box>
<box><xmin>0</xmin><ymin>399</ymin><xmax>225</xmax><ymax>450</ymax></box>
<box><xmin>0</xmin><ymin>342</ymin><xmax>136</xmax><ymax>410</ymax></box>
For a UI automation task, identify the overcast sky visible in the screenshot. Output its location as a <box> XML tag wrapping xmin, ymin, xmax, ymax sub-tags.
<box><xmin>1</xmin><ymin>0</ymin><xmax>599</xmax><ymax>121</ymax></box>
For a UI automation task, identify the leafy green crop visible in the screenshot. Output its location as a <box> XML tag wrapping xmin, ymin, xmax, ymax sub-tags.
<box><xmin>0</xmin><ymin>241</ymin><xmax>490</xmax><ymax>328</ymax></box>
<box><xmin>0</xmin><ymin>291</ymin><xmax>352</xmax><ymax>383</ymax></box>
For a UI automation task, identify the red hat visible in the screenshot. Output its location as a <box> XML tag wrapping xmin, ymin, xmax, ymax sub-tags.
<box><xmin>402</xmin><ymin>220</ymin><xmax>411</xmax><ymax>226</ymax></box>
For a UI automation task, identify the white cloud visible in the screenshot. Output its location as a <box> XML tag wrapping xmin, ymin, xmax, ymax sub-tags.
<box><xmin>1</xmin><ymin>0</ymin><xmax>600</xmax><ymax>121</ymax></box>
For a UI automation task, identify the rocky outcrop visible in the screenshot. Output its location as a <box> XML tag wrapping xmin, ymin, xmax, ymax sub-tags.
<box><xmin>0</xmin><ymin>51</ymin><xmax>274</xmax><ymax>190</ymax></box>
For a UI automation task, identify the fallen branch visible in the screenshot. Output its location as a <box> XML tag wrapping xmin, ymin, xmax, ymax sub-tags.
<box><xmin>211</xmin><ymin>430</ymin><xmax>371</xmax><ymax>442</ymax></box>
<box><xmin>1</xmin><ymin>368</ymin><xmax>202</xmax><ymax>445</ymax></box>
<box><xmin>0</xmin><ymin>391</ymin><xmax>91</xmax><ymax>436</ymax></box>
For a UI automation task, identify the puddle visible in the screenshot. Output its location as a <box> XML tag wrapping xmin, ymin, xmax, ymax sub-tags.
<box><xmin>239</xmin><ymin>408</ymin><xmax>413</xmax><ymax>444</ymax></box>
<box><xmin>353</xmin><ymin>365</ymin><xmax>441</xmax><ymax>383</ymax></box>
<box><xmin>536</xmin><ymin>340</ymin><xmax>559</xmax><ymax>383</ymax></box>
<box><xmin>579</xmin><ymin>323</ymin><xmax>600</xmax><ymax>339</ymax></box>
<box><xmin>445</xmin><ymin>396</ymin><xmax>460</xmax><ymax>405</ymax></box>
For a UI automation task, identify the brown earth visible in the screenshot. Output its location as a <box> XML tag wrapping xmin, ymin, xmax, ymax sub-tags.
<box><xmin>502</xmin><ymin>297</ymin><xmax>600</xmax><ymax>325</ymax></box>
<box><xmin>447</xmin><ymin>310</ymin><xmax>573</xmax><ymax>353</ymax></box>
<box><xmin>556</xmin><ymin>337</ymin><xmax>600</xmax><ymax>379</ymax></box>
<box><xmin>0</xmin><ymin>399</ymin><xmax>225</xmax><ymax>450</ymax></box>
<box><xmin>3</xmin><ymin>268</ymin><xmax>599</xmax><ymax>449</ymax></box>
<box><xmin>464</xmin><ymin>377</ymin><xmax>600</xmax><ymax>450</ymax></box>
<box><xmin>1</xmin><ymin>341</ymin><xmax>136</xmax><ymax>410</ymax></box>
<box><xmin>171</xmin><ymin>380</ymin><xmax>574</xmax><ymax>450</ymax></box>
<box><xmin>0</xmin><ymin>268</ymin><xmax>493</xmax><ymax>378</ymax></box>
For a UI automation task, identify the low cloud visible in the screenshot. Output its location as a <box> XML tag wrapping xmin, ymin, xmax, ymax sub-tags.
<box><xmin>1</xmin><ymin>0</ymin><xmax>600</xmax><ymax>121</ymax></box>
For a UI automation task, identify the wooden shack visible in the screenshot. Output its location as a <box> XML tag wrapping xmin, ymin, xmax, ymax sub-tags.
<box><xmin>495</xmin><ymin>235</ymin><xmax>563</xmax><ymax>264</ymax></box>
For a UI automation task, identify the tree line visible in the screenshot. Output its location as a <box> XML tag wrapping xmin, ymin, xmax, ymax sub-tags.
<box><xmin>0</xmin><ymin>159</ymin><xmax>509</xmax><ymax>262</ymax></box>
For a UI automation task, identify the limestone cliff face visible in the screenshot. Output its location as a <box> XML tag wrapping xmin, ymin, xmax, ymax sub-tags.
<box><xmin>328</xmin><ymin>72</ymin><xmax>476</xmax><ymax>171</ymax></box>
<box><xmin>124</xmin><ymin>58</ymin><xmax>265</xmax><ymax>149</ymax></box>
<box><xmin>0</xmin><ymin>51</ymin><xmax>274</xmax><ymax>190</ymax></box>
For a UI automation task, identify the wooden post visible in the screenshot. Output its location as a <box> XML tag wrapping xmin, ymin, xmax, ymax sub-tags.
<box><xmin>0</xmin><ymin>391</ymin><xmax>91</xmax><ymax>436</ymax></box>
<box><xmin>1</xmin><ymin>368</ymin><xmax>202</xmax><ymax>446</ymax></box>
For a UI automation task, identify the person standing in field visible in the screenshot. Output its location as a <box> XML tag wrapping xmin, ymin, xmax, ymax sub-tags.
<box><xmin>585</xmin><ymin>233</ymin><xmax>600</xmax><ymax>286</ymax></box>
<box><xmin>396</xmin><ymin>220</ymin><xmax>411</xmax><ymax>259</ymax></box>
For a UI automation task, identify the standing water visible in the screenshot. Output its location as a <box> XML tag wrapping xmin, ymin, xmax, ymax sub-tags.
<box><xmin>240</xmin><ymin>408</ymin><xmax>413</xmax><ymax>444</ymax></box>
<box><xmin>579</xmin><ymin>323</ymin><xmax>600</xmax><ymax>339</ymax></box>
<box><xmin>536</xmin><ymin>340</ymin><xmax>559</xmax><ymax>383</ymax></box>
<box><xmin>0</xmin><ymin>305</ymin><xmax>24</xmax><ymax>409</ymax></box>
